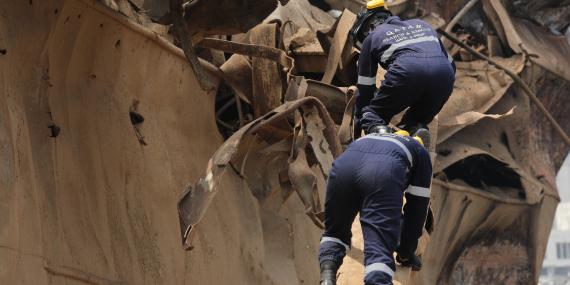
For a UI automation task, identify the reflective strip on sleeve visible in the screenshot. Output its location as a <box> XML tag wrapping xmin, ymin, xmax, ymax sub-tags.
<box><xmin>358</xmin><ymin>75</ymin><xmax>376</xmax><ymax>86</ymax></box>
<box><xmin>358</xmin><ymin>135</ymin><xmax>413</xmax><ymax>166</ymax></box>
<box><xmin>364</xmin><ymin>262</ymin><xmax>395</xmax><ymax>278</ymax></box>
<box><xmin>320</xmin><ymin>237</ymin><xmax>350</xmax><ymax>252</ymax></box>
<box><xmin>406</xmin><ymin>185</ymin><xmax>430</xmax><ymax>197</ymax></box>
<box><xmin>380</xmin><ymin>35</ymin><xmax>440</xmax><ymax>63</ymax></box>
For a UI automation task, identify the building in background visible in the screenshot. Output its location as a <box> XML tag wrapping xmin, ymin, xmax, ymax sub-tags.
<box><xmin>541</xmin><ymin>154</ymin><xmax>570</xmax><ymax>285</ymax></box>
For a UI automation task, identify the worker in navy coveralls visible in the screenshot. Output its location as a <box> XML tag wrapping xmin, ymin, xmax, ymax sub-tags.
<box><xmin>351</xmin><ymin>0</ymin><xmax>455</xmax><ymax>147</ymax></box>
<box><xmin>318</xmin><ymin>130</ymin><xmax>432</xmax><ymax>285</ymax></box>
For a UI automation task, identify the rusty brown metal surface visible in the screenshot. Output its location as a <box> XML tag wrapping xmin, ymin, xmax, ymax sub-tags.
<box><xmin>178</xmin><ymin>96</ymin><xmax>341</xmax><ymax>248</ymax></box>
<box><xmin>251</xmin><ymin>23</ymin><xmax>287</xmax><ymax>117</ymax></box>
<box><xmin>182</xmin><ymin>0</ymin><xmax>282</xmax><ymax>36</ymax></box>
<box><xmin>321</xmin><ymin>10</ymin><xmax>356</xmax><ymax>84</ymax></box>
<box><xmin>3</xmin><ymin>0</ymin><xmax>569</xmax><ymax>284</ymax></box>
<box><xmin>483</xmin><ymin>0</ymin><xmax>570</xmax><ymax>82</ymax></box>
<box><xmin>175</xmin><ymin>1</ymin><xmax>567</xmax><ymax>283</ymax></box>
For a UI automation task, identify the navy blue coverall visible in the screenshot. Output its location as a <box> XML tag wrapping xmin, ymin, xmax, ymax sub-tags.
<box><xmin>318</xmin><ymin>133</ymin><xmax>432</xmax><ymax>285</ymax></box>
<box><xmin>355</xmin><ymin>16</ymin><xmax>456</xmax><ymax>135</ymax></box>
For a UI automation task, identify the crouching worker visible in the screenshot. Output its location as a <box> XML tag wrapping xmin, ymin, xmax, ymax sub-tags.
<box><xmin>351</xmin><ymin>0</ymin><xmax>456</xmax><ymax>147</ymax></box>
<box><xmin>318</xmin><ymin>130</ymin><xmax>431</xmax><ymax>285</ymax></box>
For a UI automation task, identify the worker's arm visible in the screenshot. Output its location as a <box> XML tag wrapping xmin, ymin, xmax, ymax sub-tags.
<box><xmin>355</xmin><ymin>36</ymin><xmax>378</xmax><ymax>138</ymax></box>
<box><xmin>398</xmin><ymin>146</ymin><xmax>432</xmax><ymax>258</ymax></box>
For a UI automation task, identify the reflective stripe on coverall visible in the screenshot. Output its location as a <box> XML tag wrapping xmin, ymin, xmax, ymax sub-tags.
<box><xmin>355</xmin><ymin>16</ymin><xmax>456</xmax><ymax>136</ymax></box>
<box><xmin>318</xmin><ymin>133</ymin><xmax>432</xmax><ymax>285</ymax></box>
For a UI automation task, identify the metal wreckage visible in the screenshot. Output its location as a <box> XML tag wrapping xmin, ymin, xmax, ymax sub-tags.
<box><xmin>1</xmin><ymin>0</ymin><xmax>569</xmax><ymax>284</ymax></box>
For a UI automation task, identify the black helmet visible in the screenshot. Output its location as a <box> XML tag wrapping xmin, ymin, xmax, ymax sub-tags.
<box><xmin>350</xmin><ymin>4</ymin><xmax>391</xmax><ymax>50</ymax></box>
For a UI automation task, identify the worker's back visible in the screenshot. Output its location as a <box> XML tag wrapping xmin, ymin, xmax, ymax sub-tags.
<box><xmin>330</xmin><ymin>132</ymin><xmax>431</xmax><ymax>197</ymax></box>
<box><xmin>320</xmin><ymin>132</ymin><xmax>433</xmax><ymax>284</ymax></box>
<box><xmin>346</xmin><ymin>133</ymin><xmax>428</xmax><ymax>171</ymax></box>
<box><xmin>365</xmin><ymin>16</ymin><xmax>449</xmax><ymax>69</ymax></box>
<box><xmin>356</xmin><ymin>16</ymin><xmax>455</xmax><ymax>134</ymax></box>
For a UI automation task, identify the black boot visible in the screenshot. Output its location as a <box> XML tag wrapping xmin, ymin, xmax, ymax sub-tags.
<box><xmin>412</xmin><ymin>127</ymin><xmax>431</xmax><ymax>149</ymax></box>
<box><xmin>369</xmin><ymin>124</ymin><xmax>393</xmax><ymax>135</ymax></box>
<box><xmin>401</xmin><ymin>123</ymin><xmax>430</xmax><ymax>149</ymax></box>
<box><xmin>396</xmin><ymin>252</ymin><xmax>422</xmax><ymax>271</ymax></box>
<box><xmin>320</xmin><ymin>260</ymin><xmax>338</xmax><ymax>285</ymax></box>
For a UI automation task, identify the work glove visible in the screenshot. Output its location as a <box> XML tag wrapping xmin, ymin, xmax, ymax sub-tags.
<box><xmin>396</xmin><ymin>252</ymin><xmax>422</xmax><ymax>271</ymax></box>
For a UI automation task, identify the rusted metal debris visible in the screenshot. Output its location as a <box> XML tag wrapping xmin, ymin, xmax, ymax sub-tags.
<box><xmin>438</xmin><ymin>28</ymin><xmax>570</xmax><ymax>147</ymax></box>
<box><xmin>110</xmin><ymin>0</ymin><xmax>569</xmax><ymax>283</ymax></box>
<box><xmin>482</xmin><ymin>0</ymin><xmax>570</xmax><ymax>82</ymax></box>
<box><xmin>2</xmin><ymin>0</ymin><xmax>566</xmax><ymax>284</ymax></box>
<box><xmin>178</xmin><ymin>95</ymin><xmax>342</xmax><ymax>249</ymax></box>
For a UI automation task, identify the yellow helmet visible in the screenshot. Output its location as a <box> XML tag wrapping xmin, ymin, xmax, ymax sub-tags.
<box><xmin>394</xmin><ymin>130</ymin><xmax>410</xmax><ymax>136</ymax></box>
<box><xmin>413</xmin><ymin>136</ymin><xmax>424</xmax><ymax>146</ymax></box>
<box><xmin>394</xmin><ymin>130</ymin><xmax>425</xmax><ymax>146</ymax></box>
<box><xmin>366</xmin><ymin>0</ymin><xmax>389</xmax><ymax>10</ymax></box>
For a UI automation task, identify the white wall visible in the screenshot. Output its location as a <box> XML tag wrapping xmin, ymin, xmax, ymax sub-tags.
<box><xmin>558</xmin><ymin>153</ymin><xmax>570</xmax><ymax>202</ymax></box>
<box><xmin>543</xmin><ymin>153</ymin><xmax>570</xmax><ymax>268</ymax></box>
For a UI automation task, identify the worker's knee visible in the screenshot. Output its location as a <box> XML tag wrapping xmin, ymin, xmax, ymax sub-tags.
<box><xmin>364</xmin><ymin>264</ymin><xmax>394</xmax><ymax>285</ymax></box>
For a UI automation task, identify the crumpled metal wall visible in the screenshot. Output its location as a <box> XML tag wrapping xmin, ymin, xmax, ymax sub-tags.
<box><xmin>2</xmin><ymin>0</ymin><xmax>569</xmax><ymax>285</ymax></box>
<box><xmin>173</xmin><ymin>0</ymin><xmax>568</xmax><ymax>284</ymax></box>
<box><xmin>0</xmin><ymin>1</ymin><xmax>325</xmax><ymax>285</ymax></box>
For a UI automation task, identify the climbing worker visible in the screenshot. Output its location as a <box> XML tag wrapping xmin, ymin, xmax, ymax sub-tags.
<box><xmin>318</xmin><ymin>130</ymin><xmax>432</xmax><ymax>285</ymax></box>
<box><xmin>350</xmin><ymin>0</ymin><xmax>456</xmax><ymax>147</ymax></box>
